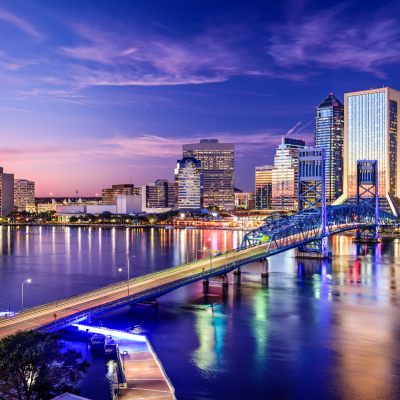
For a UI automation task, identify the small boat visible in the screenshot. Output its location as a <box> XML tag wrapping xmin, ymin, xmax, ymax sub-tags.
<box><xmin>186</xmin><ymin>226</ymin><xmax>196</xmax><ymax>229</ymax></box>
<box><xmin>165</xmin><ymin>225</ymin><xmax>174</xmax><ymax>229</ymax></box>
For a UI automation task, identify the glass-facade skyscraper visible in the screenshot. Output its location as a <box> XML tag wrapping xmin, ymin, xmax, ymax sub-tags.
<box><xmin>175</xmin><ymin>157</ymin><xmax>203</xmax><ymax>209</ymax></box>
<box><xmin>337</xmin><ymin>87</ymin><xmax>400</xmax><ymax>214</ymax></box>
<box><xmin>255</xmin><ymin>165</ymin><xmax>273</xmax><ymax>209</ymax></box>
<box><xmin>315</xmin><ymin>93</ymin><xmax>344</xmax><ymax>204</ymax></box>
<box><xmin>271</xmin><ymin>138</ymin><xmax>306</xmax><ymax>210</ymax></box>
<box><xmin>183</xmin><ymin>139</ymin><xmax>234</xmax><ymax>210</ymax></box>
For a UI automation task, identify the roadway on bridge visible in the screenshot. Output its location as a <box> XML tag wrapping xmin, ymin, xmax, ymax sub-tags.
<box><xmin>0</xmin><ymin>244</ymin><xmax>268</xmax><ymax>339</ymax></box>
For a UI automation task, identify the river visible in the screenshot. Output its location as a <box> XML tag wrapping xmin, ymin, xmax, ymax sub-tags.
<box><xmin>1</xmin><ymin>226</ymin><xmax>400</xmax><ymax>399</ymax></box>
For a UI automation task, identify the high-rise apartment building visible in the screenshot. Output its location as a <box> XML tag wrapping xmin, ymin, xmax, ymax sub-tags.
<box><xmin>102</xmin><ymin>184</ymin><xmax>140</xmax><ymax>205</ymax></box>
<box><xmin>315</xmin><ymin>93</ymin><xmax>344</xmax><ymax>204</ymax></box>
<box><xmin>271</xmin><ymin>138</ymin><xmax>306</xmax><ymax>210</ymax></box>
<box><xmin>142</xmin><ymin>179</ymin><xmax>175</xmax><ymax>209</ymax></box>
<box><xmin>255</xmin><ymin>165</ymin><xmax>273</xmax><ymax>209</ymax></box>
<box><xmin>0</xmin><ymin>168</ymin><xmax>14</xmax><ymax>218</ymax></box>
<box><xmin>183</xmin><ymin>139</ymin><xmax>234</xmax><ymax>210</ymax></box>
<box><xmin>335</xmin><ymin>87</ymin><xmax>400</xmax><ymax>214</ymax></box>
<box><xmin>14</xmin><ymin>179</ymin><xmax>35</xmax><ymax>212</ymax></box>
<box><xmin>175</xmin><ymin>157</ymin><xmax>203</xmax><ymax>209</ymax></box>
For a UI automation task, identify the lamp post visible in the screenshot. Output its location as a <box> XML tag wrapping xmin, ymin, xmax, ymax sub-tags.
<box><xmin>22</xmin><ymin>279</ymin><xmax>31</xmax><ymax>311</ymax></box>
<box><xmin>127</xmin><ymin>255</ymin><xmax>135</xmax><ymax>298</ymax></box>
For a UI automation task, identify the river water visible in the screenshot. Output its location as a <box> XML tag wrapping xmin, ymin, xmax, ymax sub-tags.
<box><xmin>1</xmin><ymin>226</ymin><xmax>400</xmax><ymax>400</ymax></box>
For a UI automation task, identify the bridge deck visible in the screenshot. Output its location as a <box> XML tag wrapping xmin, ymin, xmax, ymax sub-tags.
<box><xmin>0</xmin><ymin>244</ymin><xmax>268</xmax><ymax>339</ymax></box>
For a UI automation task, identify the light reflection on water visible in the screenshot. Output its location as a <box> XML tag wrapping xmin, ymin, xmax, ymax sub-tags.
<box><xmin>1</xmin><ymin>227</ymin><xmax>400</xmax><ymax>399</ymax></box>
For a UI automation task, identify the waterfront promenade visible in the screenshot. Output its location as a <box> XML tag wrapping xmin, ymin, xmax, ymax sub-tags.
<box><xmin>0</xmin><ymin>244</ymin><xmax>267</xmax><ymax>339</ymax></box>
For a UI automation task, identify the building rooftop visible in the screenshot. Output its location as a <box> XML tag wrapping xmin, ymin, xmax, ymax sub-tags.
<box><xmin>317</xmin><ymin>93</ymin><xmax>343</xmax><ymax>108</ymax></box>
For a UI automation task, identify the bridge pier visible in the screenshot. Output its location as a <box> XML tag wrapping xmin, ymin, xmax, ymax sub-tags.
<box><xmin>233</xmin><ymin>268</ymin><xmax>241</xmax><ymax>285</ymax></box>
<box><xmin>261</xmin><ymin>259</ymin><xmax>269</xmax><ymax>280</ymax></box>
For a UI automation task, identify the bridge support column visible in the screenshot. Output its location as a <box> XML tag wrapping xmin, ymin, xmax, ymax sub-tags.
<box><xmin>261</xmin><ymin>259</ymin><xmax>269</xmax><ymax>278</ymax></box>
<box><xmin>233</xmin><ymin>268</ymin><xmax>241</xmax><ymax>285</ymax></box>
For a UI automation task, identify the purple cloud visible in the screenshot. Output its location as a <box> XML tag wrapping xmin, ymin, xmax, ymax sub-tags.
<box><xmin>267</xmin><ymin>6</ymin><xmax>400</xmax><ymax>77</ymax></box>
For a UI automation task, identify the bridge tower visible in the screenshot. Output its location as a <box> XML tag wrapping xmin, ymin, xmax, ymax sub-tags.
<box><xmin>354</xmin><ymin>160</ymin><xmax>380</xmax><ymax>242</ymax></box>
<box><xmin>295</xmin><ymin>147</ymin><xmax>330</xmax><ymax>258</ymax></box>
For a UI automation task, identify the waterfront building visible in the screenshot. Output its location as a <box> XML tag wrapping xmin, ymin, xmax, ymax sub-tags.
<box><xmin>255</xmin><ymin>165</ymin><xmax>273</xmax><ymax>209</ymax></box>
<box><xmin>335</xmin><ymin>87</ymin><xmax>400</xmax><ymax>214</ymax></box>
<box><xmin>0</xmin><ymin>167</ymin><xmax>14</xmax><ymax>218</ymax></box>
<box><xmin>183</xmin><ymin>139</ymin><xmax>234</xmax><ymax>210</ymax></box>
<box><xmin>141</xmin><ymin>179</ymin><xmax>175</xmax><ymax>212</ymax></box>
<box><xmin>271</xmin><ymin>138</ymin><xmax>306</xmax><ymax>210</ymax></box>
<box><xmin>315</xmin><ymin>93</ymin><xmax>344</xmax><ymax>204</ymax></box>
<box><xmin>102</xmin><ymin>184</ymin><xmax>140</xmax><ymax>205</ymax></box>
<box><xmin>14</xmin><ymin>179</ymin><xmax>35</xmax><ymax>212</ymax></box>
<box><xmin>175</xmin><ymin>157</ymin><xmax>203</xmax><ymax>209</ymax></box>
<box><xmin>234</xmin><ymin>192</ymin><xmax>255</xmax><ymax>209</ymax></box>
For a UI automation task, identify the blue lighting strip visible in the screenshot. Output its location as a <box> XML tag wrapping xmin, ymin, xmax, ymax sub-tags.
<box><xmin>72</xmin><ymin>323</ymin><xmax>147</xmax><ymax>342</ymax></box>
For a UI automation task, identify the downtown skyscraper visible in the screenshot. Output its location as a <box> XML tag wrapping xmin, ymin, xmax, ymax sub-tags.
<box><xmin>183</xmin><ymin>139</ymin><xmax>234</xmax><ymax>210</ymax></box>
<box><xmin>175</xmin><ymin>157</ymin><xmax>203</xmax><ymax>209</ymax></box>
<box><xmin>336</xmin><ymin>87</ymin><xmax>400</xmax><ymax>214</ymax></box>
<box><xmin>315</xmin><ymin>94</ymin><xmax>344</xmax><ymax>204</ymax></box>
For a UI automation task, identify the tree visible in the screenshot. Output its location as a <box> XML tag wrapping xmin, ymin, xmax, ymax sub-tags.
<box><xmin>0</xmin><ymin>330</ymin><xmax>90</xmax><ymax>400</ymax></box>
<box><xmin>69</xmin><ymin>216</ymin><xmax>78</xmax><ymax>224</ymax></box>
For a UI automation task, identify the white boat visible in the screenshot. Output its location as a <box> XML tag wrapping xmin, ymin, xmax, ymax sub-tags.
<box><xmin>186</xmin><ymin>226</ymin><xmax>196</xmax><ymax>229</ymax></box>
<box><xmin>165</xmin><ymin>225</ymin><xmax>174</xmax><ymax>229</ymax></box>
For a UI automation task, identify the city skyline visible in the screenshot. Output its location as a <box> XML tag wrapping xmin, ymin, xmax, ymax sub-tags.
<box><xmin>1</xmin><ymin>0</ymin><xmax>400</xmax><ymax>196</ymax></box>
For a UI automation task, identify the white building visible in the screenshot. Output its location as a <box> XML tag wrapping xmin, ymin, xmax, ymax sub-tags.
<box><xmin>175</xmin><ymin>157</ymin><xmax>203</xmax><ymax>209</ymax></box>
<box><xmin>14</xmin><ymin>179</ymin><xmax>35</xmax><ymax>212</ymax></box>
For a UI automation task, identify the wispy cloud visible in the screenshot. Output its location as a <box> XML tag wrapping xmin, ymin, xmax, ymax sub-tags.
<box><xmin>0</xmin><ymin>105</ymin><xmax>31</xmax><ymax>112</ymax></box>
<box><xmin>0</xmin><ymin>8</ymin><xmax>42</xmax><ymax>39</ymax></box>
<box><xmin>267</xmin><ymin>6</ymin><xmax>400</xmax><ymax>78</ymax></box>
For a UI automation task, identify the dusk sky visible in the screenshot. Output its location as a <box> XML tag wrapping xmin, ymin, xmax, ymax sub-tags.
<box><xmin>1</xmin><ymin>0</ymin><xmax>400</xmax><ymax>196</ymax></box>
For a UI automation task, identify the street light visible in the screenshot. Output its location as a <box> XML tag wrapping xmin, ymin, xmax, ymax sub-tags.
<box><xmin>22</xmin><ymin>279</ymin><xmax>31</xmax><ymax>311</ymax></box>
<box><xmin>127</xmin><ymin>255</ymin><xmax>135</xmax><ymax>298</ymax></box>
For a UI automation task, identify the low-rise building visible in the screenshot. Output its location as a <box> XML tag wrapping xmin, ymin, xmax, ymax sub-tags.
<box><xmin>234</xmin><ymin>192</ymin><xmax>255</xmax><ymax>209</ymax></box>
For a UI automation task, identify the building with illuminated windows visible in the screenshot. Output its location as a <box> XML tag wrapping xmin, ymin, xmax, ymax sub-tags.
<box><xmin>102</xmin><ymin>184</ymin><xmax>141</xmax><ymax>205</ymax></box>
<box><xmin>255</xmin><ymin>165</ymin><xmax>273</xmax><ymax>209</ymax></box>
<box><xmin>315</xmin><ymin>94</ymin><xmax>344</xmax><ymax>204</ymax></box>
<box><xmin>141</xmin><ymin>179</ymin><xmax>175</xmax><ymax>212</ymax></box>
<box><xmin>0</xmin><ymin>168</ymin><xmax>14</xmax><ymax>218</ymax></box>
<box><xmin>334</xmin><ymin>87</ymin><xmax>400</xmax><ymax>214</ymax></box>
<box><xmin>271</xmin><ymin>138</ymin><xmax>306</xmax><ymax>210</ymax></box>
<box><xmin>183</xmin><ymin>139</ymin><xmax>234</xmax><ymax>210</ymax></box>
<box><xmin>14</xmin><ymin>179</ymin><xmax>35</xmax><ymax>212</ymax></box>
<box><xmin>175</xmin><ymin>157</ymin><xmax>203</xmax><ymax>209</ymax></box>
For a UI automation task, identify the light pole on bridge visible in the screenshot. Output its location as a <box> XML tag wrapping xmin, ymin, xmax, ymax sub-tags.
<box><xmin>22</xmin><ymin>279</ymin><xmax>31</xmax><ymax>311</ymax></box>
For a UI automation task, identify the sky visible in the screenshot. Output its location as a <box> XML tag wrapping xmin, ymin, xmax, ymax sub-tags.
<box><xmin>1</xmin><ymin>0</ymin><xmax>400</xmax><ymax>196</ymax></box>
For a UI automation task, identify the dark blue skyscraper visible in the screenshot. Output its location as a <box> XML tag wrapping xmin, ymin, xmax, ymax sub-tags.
<box><xmin>315</xmin><ymin>94</ymin><xmax>344</xmax><ymax>204</ymax></box>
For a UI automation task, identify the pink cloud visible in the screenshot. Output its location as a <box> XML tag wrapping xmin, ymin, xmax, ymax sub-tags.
<box><xmin>0</xmin><ymin>8</ymin><xmax>42</xmax><ymax>39</ymax></box>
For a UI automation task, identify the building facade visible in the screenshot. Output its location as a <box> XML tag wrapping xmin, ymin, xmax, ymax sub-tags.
<box><xmin>336</xmin><ymin>87</ymin><xmax>400</xmax><ymax>214</ymax></box>
<box><xmin>141</xmin><ymin>179</ymin><xmax>175</xmax><ymax>211</ymax></box>
<box><xmin>234</xmin><ymin>192</ymin><xmax>255</xmax><ymax>209</ymax></box>
<box><xmin>183</xmin><ymin>139</ymin><xmax>234</xmax><ymax>210</ymax></box>
<box><xmin>175</xmin><ymin>157</ymin><xmax>203</xmax><ymax>209</ymax></box>
<box><xmin>315</xmin><ymin>93</ymin><xmax>344</xmax><ymax>204</ymax></box>
<box><xmin>102</xmin><ymin>184</ymin><xmax>139</xmax><ymax>205</ymax></box>
<box><xmin>255</xmin><ymin>165</ymin><xmax>273</xmax><ymax>209</ymax></box>
<box><xmin>0</xmin><ymin>168</ymin><xmax>14</xmax><ymax>218</ymax></box>
<box><xmin>271</xmin><ymin>138</ymin><xmax>306</xmax><ymax>210</ymax></box>
<box><xmin>14</xmin><ymin>179</ymin><xmax>35</xmax><ymax>212</ymax></box>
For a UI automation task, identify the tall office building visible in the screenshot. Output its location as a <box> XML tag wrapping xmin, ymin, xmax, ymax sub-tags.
<box><xmin>175</xmin><ymin>157</ymin><xmax>203</xmax><ymax>209</ymax></box>
<box><xmin>142</xmin><ymin>179</ymin><xmax>175</xmax><ymax>209</ymax></box>
<box><xmin>0</xmin><ymin>168</ymin><xmax>14</xmax><ymax>218</ymax></box>
<box><xmin>336</xmin><ymin>87</ymin><xmax>400</xmax><ymax>214</ymax></box>
<box><xmin>183</xmin><ymin>139</ymin><xmax>234</xmax><ymax>210</ymax></box>
<box><xmin>271</xmin><ymin>138</ymin><xmax>306</xmax><ymax>210</ymax></box>
<box><xmin>315</xmin><ymin>93</ymin><xmax>344</xmax><ymax>203</ymax></box>
<box><xmin>102</xmin><ymin>184</ymin><xmax>139</xmax><ymax>205</ymax></box>
<box><xmin>14</xmin><ymin>179</ymin><xmax>35</xmax><ymax>212</ymax></box>
<box><xmin>255</xmin><ymin>165</ymin><xmax>273</xmax><ymax>209</ymax></box>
